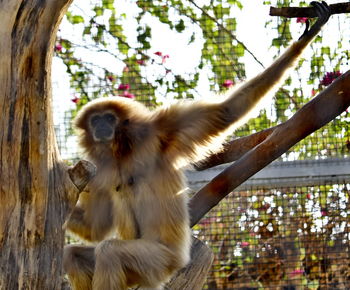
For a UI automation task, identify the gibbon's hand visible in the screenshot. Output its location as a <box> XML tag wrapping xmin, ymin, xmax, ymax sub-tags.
<box><xmin>299</xmin><ymin>1</ymin><xmax>330</xmax><ymax>40</ymax></box>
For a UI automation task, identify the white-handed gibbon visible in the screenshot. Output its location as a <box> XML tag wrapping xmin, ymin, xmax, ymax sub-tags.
<box><xmin>63</xmin><ymin>2</ymin><xmax>330</xmax><ymax>290</ymax></box>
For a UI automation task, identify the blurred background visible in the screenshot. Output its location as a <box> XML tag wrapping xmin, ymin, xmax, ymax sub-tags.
<box><xmin>53</xmin><ymin>1</ymin><xmax>350</xmax><ymax>288</ymax></box>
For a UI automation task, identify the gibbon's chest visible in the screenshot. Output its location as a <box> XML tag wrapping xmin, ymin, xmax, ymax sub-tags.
<box><xmin>96</xmin><ymin>160</ymin><xmax>186</xmax><ymax>240</ymax></box>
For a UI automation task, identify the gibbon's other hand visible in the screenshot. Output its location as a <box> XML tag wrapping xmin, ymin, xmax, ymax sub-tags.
<box><xmin>299</xmin><ymin>1</ymin><xmax>330</xmax><ymax>40</ymax></box>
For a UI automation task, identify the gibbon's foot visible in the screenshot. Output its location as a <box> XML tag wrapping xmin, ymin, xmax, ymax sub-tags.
<box><xmin>299</xmin><ymin>1</ymin><xmax>330</xmax><ymax>40</ymax></box>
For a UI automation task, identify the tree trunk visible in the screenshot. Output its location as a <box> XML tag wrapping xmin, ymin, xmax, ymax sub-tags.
<box><xmin>0</xmin><ymin>1</ymin><xmax>94</xmax><ymax>288</ymax></box>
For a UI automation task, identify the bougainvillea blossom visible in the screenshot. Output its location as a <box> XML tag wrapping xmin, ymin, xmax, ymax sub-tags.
<box><xmin>223</xmin><ymin>79</ymin><xmax>234</xmax><ymax>88</ymax></box>
<box><xmin>290</xmin><ymin>269</ymin><xmax>304</xmax><ymax>276</ymax></box>
<box><xmin>162</xmin><ymin>54</ymin><xmax>169</xmax><ymax>63</ymax></box>
<box><xmin>320</xmin><ymin>71</ymin><xmax>342</xmax><ymax>86</ymax></box>
<box><xmin>241</xmin><ymin>241</ymin><xmax>250</xmax><ymax>247</ymax></box>
<box><xmin>120</xmin><ymin>91</ymin><xmax>135</xmax><ymax>99</ymax></box>
<box><xmin>296</xmin><ymin>17</ymin><xmax>308</xmax><ymax>24</ymax></box>
<box><xmin>118</xmin><ymin>83</ymin><xmax>130</xmax><ymax>90</ymax></box>
<box><xmin>71</xmin><ymin>96</ymin><xmax>80</xmax><ymax>104</ymax></box>
<box><xmin>55</xmin><ymin>43</ymin><xmax>63</xmax><ymax>52</ymax></box>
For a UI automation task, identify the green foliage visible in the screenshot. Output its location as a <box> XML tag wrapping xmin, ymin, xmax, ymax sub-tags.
<box><xmin>55</xmin><ymin>0</ymin><xmax>349</xmax><ymax>158</ymax></box>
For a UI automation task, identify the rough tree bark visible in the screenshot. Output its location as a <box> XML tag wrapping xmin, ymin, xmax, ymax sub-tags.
<box><xmin>165</xmin><ymin>238</ymin><xmax>214</xmax><ymax>290</ymax></box>
<box><xmin>0</xmin><ymin>1</ymin><xmax>95</xmax><ymax>289</ymax></box>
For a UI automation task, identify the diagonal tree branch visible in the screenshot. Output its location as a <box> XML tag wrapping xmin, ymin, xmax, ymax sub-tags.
<box><xmin>189</xmin><ymin>70</ymin><xmax>350</xmax><ymax>227</ymax></box>
<box><xmin>194</xmin><ymin>126</ymin><xmax>278</xmax><ymax>171</ymax></box>
<box><xmin>270</xmin><ymin>2</ymin><xmax>350</xmax><ymax>18</ymax></box>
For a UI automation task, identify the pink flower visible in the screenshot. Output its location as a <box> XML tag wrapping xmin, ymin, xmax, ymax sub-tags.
<box><xmin>55</xmin><ymin>43</ymin><xmax>62</xmax><ymax>52</ymax></box>
<box><xmin>320</xmin><ymin>71</ymin><xmax>342</xmax><ymax>86</ymax></box>
<box><xmin>241</xmin><ymin>242</ymin><xmax>250</xmax><ymax>247</ymax></box>
<box><xmin>321</xmin><ymin>210</ymin><xmax>328</xmax><ymax>216</ymax></box>
<box><xmin>71</xmin><ymin>96</ymin><xmax>80</xmax><ymax>104</ymax></box>
<box><xmin>120</xmin><ymin>91</ymin><xmax>135</xmax><ymax>99</ymax></box>
<box><xmin>311</xmin><ymin>89</ymin><xmax>317</xmax><ymax>97</ymax></box>
<box><xmin>297</xmin><ymin>17</ymin><xmax>308</xmax><ymax>24</ymax></box>
<box><xmin>123</xmin><ymin>66</ymin><xmax>129</xmax><ymax>73</ymax></box>
<box><xmin>154</xmin><ymin>51</ymin><xmax>163</xmax><ymax>57</ymax></box>
<box><xmin>223</xmin><ymin>79</ymin><xmax>234</xmax><ymax>88</ymax></box>
<box><xmin>162</xmin><ymin>54</ymin><xmax>170</xmax><ymax>63</ymax></box>
<box><xmin>136</xmin><ymin>59</ymin><xmax>145</xmax><ymax>65</ymax></box>
<box><xmin>118</xmin><ymin>84</ymin><xmax>130</xmax><ymax>90</ymax></box>
<box><xmin>290</xmin><ymin>269</ymin><xmax>304</xmax><ymax>276</ymax></box>
<box><xmin>199</xmin><ymin>217</ymin><xmax>216</xmax><ymax>226</ymax></box>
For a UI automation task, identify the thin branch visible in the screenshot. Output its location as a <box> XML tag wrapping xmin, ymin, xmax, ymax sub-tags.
<box><xmin>194</xmin><ymin>126</ymin><xmax>278</xmax><ymax>170</ymax></box>
<box><xmin>187</xmin><ymin>0</ymin><xmax>265</xmax><ymax>69</ymax></box>
<box><xmin>189</xmin><ymin>70</ymin><xmax>350</xmax><ymax>227</ymax></box>
<box><xmin>270</xmin><ymin>2</ymin><xmax>350</xmax><ymax>18</ymax></box>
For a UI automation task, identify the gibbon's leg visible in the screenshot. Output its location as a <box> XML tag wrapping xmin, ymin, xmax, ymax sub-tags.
<box><xmin>92</xmin><ymin>239</ymin><xmax>179</xmax><ymax>290</ymax></box>
<box><xmin>63</xmin><ymin>245</ymin><xmax>95</xmax><ymax>290</ymax></box>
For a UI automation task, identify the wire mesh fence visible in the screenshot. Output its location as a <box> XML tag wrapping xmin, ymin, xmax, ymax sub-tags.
<box><xmin>193</xmin><ymin>183</ymin><xmax>350</xmax><ymax>289</ymax></box>
<box><xmin>53</xmin><ymin>0</ymin><xmax>350</xmax><ymax>289</ymax></box>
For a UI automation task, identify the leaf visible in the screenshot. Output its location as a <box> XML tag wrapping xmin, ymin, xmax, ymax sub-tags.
<box><xmin>175</xmin><ymin>19</ymin><xmax>185</xmax><ymax>33</ymax></box>
<box><xmin>71</xmin><ymin>15</ymin><xmax>84</xmax><ymax>24</ymax></box>
<box><xmin>93</xmin><ymin>6</ymin><xmax>104</xmax><ymax>17</ymax></box>
<box><xmin>66</xmin><ymin>13</ymin><xmax>84</xmax><ymax>24</ymax></box>
<box><xmin>102</xmin><ymin>0</ymin><xmax>114</xmax><ymax>10</ymax></box>
<box><xmin>225</xmin><ymin>18</ymin><xmax>237</xmax><ymax>32</ymax></box>
<box><xmin>321</xmin><ymin>46</ymin><xmax>330</xmax><ymax>56</ymax></box>
<box><xmin>234</xmin><ymin>42</ymin><xmax>245</xmax><ymax>57</ymax></box>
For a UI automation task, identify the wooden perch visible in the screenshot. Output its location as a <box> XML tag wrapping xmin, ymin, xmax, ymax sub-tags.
<box><xmin>65</xmin><ymin>160</ymin><xmax>96</xmax><ymax>213</ymax></box>
<box><xmin>189</xmin><ymin>70</ymin><xmax>350</xmax><ymax>227</ymax></box>
<box><xmin>68</xmin><ymin>160</ymin><xmax>96</xmax><ymax>191</ymax></box>
<box><xmin>165</xmin><ymin>238</ymin><xmax>214</xmax><ymax>290</ymax></box>
<box><xmin>64</xmin><ymin>160</ymin><xmax>96</xmax><ymax>227</ymax></box>
<box><xmin>270</xmin><ymin>2</ymin><xmax>350</xmax><ymax>18</ymax></box>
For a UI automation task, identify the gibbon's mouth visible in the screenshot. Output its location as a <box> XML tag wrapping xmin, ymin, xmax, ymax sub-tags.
<box><xmin>93</xmin><ymin>127</ymin><xmax>114</xmax><ymax>143</ymax></box>
<box><xmin>94</xmin><ymin>138</ymin><xmax>113</xmax><ymax>144</ymax></box>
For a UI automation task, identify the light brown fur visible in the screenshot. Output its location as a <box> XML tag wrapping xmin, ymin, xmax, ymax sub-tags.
<box><xmin>64</xmin><ymin>4</ymin><xmax>329</xmax><ymax>289</ymax></box>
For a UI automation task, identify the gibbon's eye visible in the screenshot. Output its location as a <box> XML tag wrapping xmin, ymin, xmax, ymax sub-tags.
<box><xmin>90</xmin><ymin>115</ymin><xmax>100</xmax><ymax>126</ymax></box>
<box><xmin>104</xmin><ymin>113</ymin><xmax>116</xmax><ymax>123</ymax></box>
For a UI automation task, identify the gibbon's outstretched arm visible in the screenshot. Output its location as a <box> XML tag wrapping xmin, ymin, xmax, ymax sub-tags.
<box><xmin>153</xmin><ymin>1</ymin><xmax>330</xmax><ymax>162</ymax></box>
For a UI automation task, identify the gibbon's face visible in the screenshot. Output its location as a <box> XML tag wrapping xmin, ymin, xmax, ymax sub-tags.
<box><xmin>88</xmin><ymin>111</ymin><xmax>118</xmax><ymax>143</ymax></box>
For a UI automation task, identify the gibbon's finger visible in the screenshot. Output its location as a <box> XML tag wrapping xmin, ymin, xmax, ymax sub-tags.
<box><xmin>311</xmin><ymin>1</ymin><xmax>331</xmax><ymax>24</ymax></box>
<box><xmin>300</xmin><ymin>19</ymin><xmax>310</xmax><ymax>40</ymax></box>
